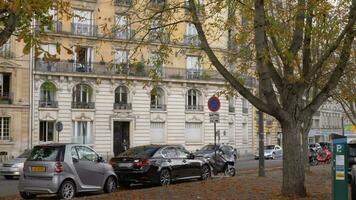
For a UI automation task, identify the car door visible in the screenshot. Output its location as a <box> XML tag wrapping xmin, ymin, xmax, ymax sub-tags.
<box><xmin>72</xmin><ymin>146</ymin><xmax>105</xmax><ymax>188</ymax></box>
<box><xmin>176</xmin><ymin>147</ymin><xmax>201</xmax><ymax>177</ymax></box>
<box><xmin>160</xmin><ymin>147</ymin><xmax>184</xmax><ymax>179</ymax></box>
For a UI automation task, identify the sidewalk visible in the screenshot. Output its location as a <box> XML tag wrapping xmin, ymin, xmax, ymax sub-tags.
<box><xmin>0</xmin><ymin>165</ymin><xmax>333</xmax><ymax>200</ymax></box>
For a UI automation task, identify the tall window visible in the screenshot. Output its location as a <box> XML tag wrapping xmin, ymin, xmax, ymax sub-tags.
<box><xmin>186</xmin><ymin>23</ymin><xmax>198</xmax><ymax>36</ymax></box>
<box><xmin>39</xmin><ymin>44</ymin><xmax>57</xmax><ymax>60</ymax></box>
<box><xmin>151</xmin><ymin>88</ymin><xmax>165</xmax><ymax>110</ymax></box>
<box><xmin>73</xmin><ymin>121</ymin><xmax>92</xmax><ymax>144</ymax></box>
<box><xmin>149</xmin><ymin>53</ymin><xmax>164</xmax><ymax>76</ymax></box>
<box><xmin>242</xmin><ymin>123</ymin><xmax>248</xmax><ymax>144</ymax></box>
<box><xmin>150</xmin><ymin>122</ymin><xmax>165</xmax><ymax>143</ymax></box>
<box><xmin>72</xmin><ymin>9</ymin><xmax>95</xmax><ymax>36</ymax></box>
<box><xmin>115</xmin><ymin>86</ymin><xmax>128</xmax><ymax>104</ymax></box>
<box><xmin>114</xmin><ymin>49</ymin><xmax>129</xmax><ymax>64</ymax></box>
<box><xmin>242</xmin><ymin>98</ymin><xmax>248</xmax><ymax>114</ymax></box>
<box><xmin>186</xmin><ymin>56</ymin><xmax>201</xmax><ymax>79</ymax></box>
<box><xmin>0</xmin><ymin>117</ymin><xmax>10</xmax><ymax>141</ymax></box>
<box><xmin>39</xmin><ymin>121</ymin><xmax>54</xmax><ymax>142</ymax></box>
<box><xmin>228</xmin><ymin>97</ymin><xmax>235</xmax><ymax>112</ymax></box>
<box><xmin>0</xmin><ymin>73</ymin><xmax>10</xmax><ymax>98</ymax></box>
<box><xmin>73</xmin><ymin>84</ymin><xmax>92</xmax><ymax>103</ymax></box>
<box><xmin>185</xmin><ymin>122</ymin><xmax>202</xmax><ymax>143</ymax></box>
<box><xmin>115</xmin><ymin>15</ymin><xmax>130</xmax><ymax>39</ymax></box>
<box><xmin>186</xmin><ymin>89</ymin><xmax>202</xmax><ymax>110</ymax></box>
<box><xmin>40</xmin><ymin>82</ymin><xmax>56</xmax><ymax>107</ymax></box>
<box><xmin>73</xmin><ymin>46</ymin><xmax>93</xmax><ymax>72</ymax></box>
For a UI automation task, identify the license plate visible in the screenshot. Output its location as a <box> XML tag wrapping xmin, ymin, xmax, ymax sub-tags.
<box><xmin>118</xmin><ymin>163</ymin><xmax>132</xmax><ymax>167</ymax></box>
<box><xmin>31</xmin><ymin>166</ymin><xmax>46</xmax><ymax>172</ymax></box>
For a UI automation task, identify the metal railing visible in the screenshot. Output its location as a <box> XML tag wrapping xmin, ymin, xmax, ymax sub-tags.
<box><xmin>39</xmin><ymin>100</ymin><xmax>58</xmax><ymax>108</ymax></box>
<box><xmin>185</xmin><ymin>105</ymin><xmax>203</xmax><ymax>111</ymax></box>
<box><xmin>71</xmin><ymin>102</ymin><xmax>95</xmax><ymax>109</ymax></box>
<box><xmin>113</xmin><ymin>102</ymin><xmax>132</xmax><ymax>110</ymax></box>
<box><xmin>183</xmin><ymin>35</ymin><xmax>201</xmax><ymax>46</ymax></box>
<box><xmin>229</xmin><ymin>106</ymin><xmax>235</xmax><ymax>113</ymax></box>
<box><xmin>71</xmin><ymin>23</ymin><xmax>98</xmax><ymax>37</ymax></box>
<box><xmin>36</xmin><ymin>21</ymin><xmax>62</xmax><ymax>33</ymax></box>
<box><xmin>113</xmin><ymin>0</ymin><xmax>132</xmax><ymax>6</ymax></box>
<box><xmin>0</xmin><ymin>92</ymin><xmax>13</xmax><ymax>104</ymax></box>
<box><xmin>150</xmin><ymin>104</ymin><xmax>167</xmax><ymax>111</ymax></box>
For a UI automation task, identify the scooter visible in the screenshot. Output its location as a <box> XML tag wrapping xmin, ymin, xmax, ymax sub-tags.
<box><xmin>208</xmin><ymin>150</ymin><xmax>236</xmax><ymax>177</ymax></box>
<box><xmin>316</xmin><ymin>146</ymin><xmax>332</xmax><ymax>164</ymax></box>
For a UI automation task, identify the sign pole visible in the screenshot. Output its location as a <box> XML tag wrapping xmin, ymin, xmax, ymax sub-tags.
<box><xmin>214</xmin><ymin>122</ymin><xmax>217</xmax><ymax>159</ymax></box>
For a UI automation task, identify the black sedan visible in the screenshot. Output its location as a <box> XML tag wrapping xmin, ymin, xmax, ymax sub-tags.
<box><xmin>109</xmin><ymin>145</ymin><xmax>211</xmax><ymax>187</ymax></box>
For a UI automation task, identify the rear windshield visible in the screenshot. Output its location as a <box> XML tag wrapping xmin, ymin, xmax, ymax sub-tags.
<box><xmin>265</xmin><ymin>145</ymin><xmax>274</xmax><ymax>150</ymax></box>
<box><xmin>119</xmin><ymin>146</ymin><xmax>160</xmax><ymax>158</ymax></box>
<box><xmin>28</xmin><ymin>146</ymin><xmax>64</xmax><ymax>161</ymax></box>
<box><xmin>18</xmin><ymin>150</ymin><xmax>31</xmax><ymax>158</ymax></box>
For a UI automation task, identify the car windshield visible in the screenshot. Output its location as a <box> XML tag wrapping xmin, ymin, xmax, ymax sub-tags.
<box><xmin>28</xmin><ymin>146</ymin><xmax>62</xmax><ymax>161</ymax></box>
<box><xmin>200</xmin><ymin>145</ymin><xmax>218</xmax><ymax>151</ymax></box>
<box><xmin>18</xmin><ymin>150</ymin><xmax>31</xmax><ymax>158</ymax></box>
<box><xmin>265</xmin><ymin>145</ymin><xmax>275</xmax><ymax>150</ymax></box>
<box><xmin>119</xmin><ymin>146</ymin><xmax>160</xmax><ymax>158</ymax></box>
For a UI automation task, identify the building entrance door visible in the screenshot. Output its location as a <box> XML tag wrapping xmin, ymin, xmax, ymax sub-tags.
<box><xmin>113</xmin><ymin>121</ymin><xmax>130</xmax><ymax>156</ymax></box>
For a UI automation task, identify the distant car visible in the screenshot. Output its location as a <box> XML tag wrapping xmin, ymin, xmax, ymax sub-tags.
<box><xmin>109</xmin><ymin>145</ymin><xmax>211</xmax><ymax>187</ymax></box>
<box><xmin>18</xmin><ymin>144</ymin><xmax>117</xmax><ymax>199</ymax></box>
<box><xmin>0</xmin><ymin>150</ymin><xmax>31</xmax><ymax>179</ymax></box>
<box><xmin>254</xmin><ymin>145</ymin><xmax>283</xmax><ymax>160</ymax></box>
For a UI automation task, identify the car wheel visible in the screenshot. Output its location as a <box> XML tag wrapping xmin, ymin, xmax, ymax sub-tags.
<box><xmin>224</xmin><ymin>165</ymin><xmax>236</xmax><ymax>177</ymax></box>
<box><xmin>19</xmin><ymin>192</ymin><xmax>36</xmax><ymax>199</ymax></box>
<box><xmin>200</xmin><ymin>164</ymin><xmax>211</xmax><ymax>180</ymax></box>
<box><xmin>4</xmin><ymin>175</ymin><xmax>13</xmax><ymax>180</ymax></box>
<box><xmin>159</xmin><ymin>169</ymin><xmax>171</xmax><ymax>186</ymax></box>
<box><xmin>104</xmin><ymin>176</ymin><xmax>117</xmax><ymax>193</ymax></box>
<box><xmin>272</xmin><ymin>153</ymin><xmax>276</xmax><ymax>160</ymax></box>
<box><xmin>118</xmin><ymin>181</ymin><xmax>131</xmax><ymax>188</ymax></box>
<box><xmin>58</xmin><ymin>180</ymin><xmax>76</xmax><ymax>199</ymax></box>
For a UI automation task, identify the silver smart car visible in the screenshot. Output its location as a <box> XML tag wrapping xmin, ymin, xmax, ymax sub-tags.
<box><xmin>18</xmin><ymin>143</ymin><xmax>118</xmax><ymax>199</ymax></box>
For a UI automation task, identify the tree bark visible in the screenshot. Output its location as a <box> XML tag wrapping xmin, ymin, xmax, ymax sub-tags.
<box><xmin>281</xmin><ymin>121</ymin><xmax>307</xmax><ymax>197</ymax></box>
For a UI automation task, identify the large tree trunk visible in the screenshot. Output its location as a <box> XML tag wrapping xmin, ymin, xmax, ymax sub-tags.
<box><xmin>281</xmin><ymin>121</ymin><xmax>307</xmax><ymax>197</ymax></box>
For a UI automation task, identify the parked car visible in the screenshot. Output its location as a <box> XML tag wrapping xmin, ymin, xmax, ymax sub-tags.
<box><xmin>348</xmin><ymin>141</ymin><xmax>356</xmax><ymax>197</ymax></box>
<box><xmin>254</xmin><ymin>145</ymin><xmax>283</xmax><ymax>160</ymax></box>
<box><xmin>0</xmin><ymin>150</ymin><xmax>31</xmax><ymax>179</ymax></box>
<box><xmin>195</xmin><ymin>144</ymin><xmax>237</xmax><ymax>176</ymax></box>
<box><xmin>109</xmin><ymin>145</ymin><xmax>211</xmax><ymax>187</ymax></box>
<box><xmin>18</xmin><ymin>144</ymin><xmax>117</xmax><ymax>199</ymax></box>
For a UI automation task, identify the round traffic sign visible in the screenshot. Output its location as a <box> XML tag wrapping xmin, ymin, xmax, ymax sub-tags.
<box><xmin>55</xmin><ymin>122</ymin><xmax>63</xmax><ymax>132</ymax></box>
<box><xmin>208</xmin><ymin>96</ymin><xmax>221</xmax><ymax>112</ymax></box>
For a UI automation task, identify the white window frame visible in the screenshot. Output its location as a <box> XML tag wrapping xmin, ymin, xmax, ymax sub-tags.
<box><xmin>73</xmin><ymin>121</ymin><xmax>92</xmax><ymax>144</ymax></box>
<box><xmin>114</xmin><ymin>49</ymin><xmax>129</xmax><ymax>64</ymax></box>
<box><xmin>39</xmin><ymin>121</ymin><xmax>55</xmax><ymax>142</ymax></box>
<box><xmin>115</xmin><ymin>86</ymin><xmax>128</xmax><ymax>103</ymax></box>
<box><xmin>186</xmin><ymin>23</ymin><xmax>198</xmax><ymax>36</ymax></box>
<box><xmin>151</xmin><ymin>88</ymin><xmax>164</xmax><ymax>107</ymax></box>
<box><xmin>115</xmin><ymin>15</ymin><xmax>130</xmax><ymax>38</ymax></box>
<box><xmin>186</xmin><ymin>89</ymin><xmax>201</xmax><ymax>108</ymax></box>
<box><xmin>73</xmin><ymin>84</ymin><xmax>91</xmax><ymax>103</ymax></box>
<box><xmin>0</xmin><ymin>117</ymin><xmax>10</xmax><ymax>141</ymax></box>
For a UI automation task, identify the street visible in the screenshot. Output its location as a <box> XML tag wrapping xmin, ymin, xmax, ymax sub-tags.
<box><xmin>0</xmin><ymin>158</ymin><xmax>282</xmax><ymax>198</ymax></box>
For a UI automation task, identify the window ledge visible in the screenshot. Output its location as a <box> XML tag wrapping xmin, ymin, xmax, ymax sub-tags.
<box><xmin>185</xmin><ymin>111</ymin><xmax>204</xmax><ymax>114</ymax></box>
<box><xmin>150</xmin><ymin>110</ymin><xmax>167</xmax><ymax>113</ymax></box>
<box><xmin>114</xmin><ymin>109</ymin><xmax>132</xmax><ymax>112</ymax></box>
<box><xmin>39</xmin><ymin>108</ymin><xmax>60</xmax><ymax>111</ymax></box>
<box><xmin>71</xmin><ymin>109</ymin><xmax>96</xmax><ymax>112</ymax></box>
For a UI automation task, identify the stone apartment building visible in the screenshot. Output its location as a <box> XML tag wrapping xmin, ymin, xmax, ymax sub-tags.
<box><xmin>28</xmin><ymin>0</ymin><xmax>255</xmax><ymax>158</ymax></box>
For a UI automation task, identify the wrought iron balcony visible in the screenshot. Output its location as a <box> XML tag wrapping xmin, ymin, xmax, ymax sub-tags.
<box><xmin>114</xmin><ymin>102</ymin><xmax>132</xmax><ymax>110</ymax></box>
<box><xmin>229</xmin><ymin>106</ymin><xmax>235</xmax><ymax>113</ymax></box>
<box><xmin>113</xmin><ymin>0</ymin><xmax>132</xmax><ymax>6</ymax></box>
<box><xmin>183</xmin><ymin>35</ymin><xmax>201</xmax><ymax>46</ymax></box>
<box><xmin>71</xmin><ymin>23</ymin><xmax>98</xmax><ymax>37</ymax></box>
<box><xmin>150</xmin><ymin>104</ymin><xmax>167</xmax><ymax>111</ymax></box>
<box><xmin>39</xmin><ymin>100</ymin><xmax>58</xmax><ymax>108</ymax></box>
<box><xmin>71</xmin><ymin>102</ymin><xmax>95</xmax><ymax>109</ymax></box>
<box><xmin>0</xmin><ymin>92</ymin><xmax>13</xmax><ymax>104</ymax></box>
<box><xmin>185</xmin><ymin>105</ymin><xmax>203</xmax><ymax>111</ymax></box>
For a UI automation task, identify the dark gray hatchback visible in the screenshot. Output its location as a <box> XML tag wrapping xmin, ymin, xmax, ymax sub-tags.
<box><xmin>18</xmin><ymin>144</ymin><xmax>118</xmax><ymax>199</ymax></box>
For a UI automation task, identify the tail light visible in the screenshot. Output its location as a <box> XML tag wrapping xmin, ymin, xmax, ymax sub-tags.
<box><xmin>134</xmin><ymin>159</ymin><xmax>151</xmax><ymax>167</ymax></box>
<box><xmin>55</xmin><ymin>162</ymin><xmax>64</xmax><ymax>173</ymax></box>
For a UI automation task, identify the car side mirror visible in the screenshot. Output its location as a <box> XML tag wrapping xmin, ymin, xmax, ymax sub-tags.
<box><xmin>72</xmin><ymin>157</ymin><xmax>78</xmax><ymax>163</ymax></box>
<box><xmin>97</xmin><ymin>156</ymin><xmax>104</xmax><ymax>163</ymax></box>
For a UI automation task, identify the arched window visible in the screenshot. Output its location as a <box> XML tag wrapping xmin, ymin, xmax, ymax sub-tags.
<box><xmin>186</xmin><ymin>89</ymin><xmax>202</xmax><ymax>111</ymax></box>
<box><xmin>114</xmin><ymin>86</ymin><xmax>131</xmax><ymax>110</ymax></box>
<box><xmin>72</xmin><ymin>84</ymin><xmax>94</xmax><ymax>109</ymax></box>
<box><xmin>40</xmin><ymin>82</ymin><xmax>57</xmax><ymax>108</ymax></box>
<box><xmin>150</xmin><ymin>88</ymin><xmax>165</xmax><ymax>110</ymax></box>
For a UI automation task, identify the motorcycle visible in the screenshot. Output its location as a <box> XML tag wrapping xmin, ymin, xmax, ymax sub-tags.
<box><xmin>316</xmin><ymin>146</ymin><xmax>332</xmax><ymax>164</ymax></box>
<box><xmin>207</xmin><ymin>150</ymin><xmax>236</xmax><ymax>176</ymax></box>
<box><xmin>309</xmin><ymin>148</ymin><xmax>318</xmax><ymax>166</ymax></box>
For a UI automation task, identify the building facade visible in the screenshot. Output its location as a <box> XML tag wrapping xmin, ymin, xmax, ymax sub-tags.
<box><xmin>0</xmin><ymin>38</ymin><xmax>31</xmax><ymax>157</ymax></box>
<box><xmin>30</xmin><ymin>0</ymin><xmax>255</xmax><ymax>159</ymax></box>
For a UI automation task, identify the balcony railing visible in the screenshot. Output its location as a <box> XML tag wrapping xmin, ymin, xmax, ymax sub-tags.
<box><xmin>183</xmin><ymin>35</ymin><xmax>201</xmax><ymax>46</ymax></box>
<box><xmin>39</xmin><ymin>100</ymin><xmax>58</xmax><ymax>108</ymax></box>
<box><xmin>112</xmin><ymin>29</ymin><xmax>135</xmax><ymax>40</ymax></box>
<box><xmin>72</xmin><ymin>102</ymin><xmax>95</xmax><ymax>109</ymax></box>
<box><xmin>0</xmin><ymin>92</ymin><xmax>13</xmax><ymax>104</ymax></box>
<box><xmin>114</xmin><ymin>102</ymin><xmax>132</xmax><ymax>110</ymax></box>
<box><xmin>114</xmin><ymin>0</ymin><xmax>132</xmax><ymax>6</ymax></box>
<box><xmin>229</xmin><ymin>106</ymin><xmax>235</xmax><ymax>113</ymax></box>
<box><xmin>151</xmin><ymin>104</ymin><xmax>167</xmax><ymax>111</ymax></box>
<box><xmin>0</xmin><ymin>136</ymin><xmax>12</xmax><ymax>141</ymax></box>
<box><xmin>148</xmin><ymin>31</ymin><xmax>170</xmax><ymax>43</ymax></box>
<box><xmin>36</xmin><ymin>21</ymin><xmax>62</xmax><ymax>33</ymax></box>
<box><xmin>71</xmin><ymin>23</ymin><xmax>98</xmax><ymax>37</ymax></box>
<box><xmin>242</xmin><ymin>107</ymin><xmax>248</xmax><ymax>114</ymax></box>
<box><xmin>185</xmin><ymin>105</ymin><xmax>203</xmax><ymax>111</ymax></box>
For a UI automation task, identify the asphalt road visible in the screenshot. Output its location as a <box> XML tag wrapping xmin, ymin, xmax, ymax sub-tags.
<box><xmin>0</xmin><ymin>158</ymin><xmax>283</xmax><ymax>197</ymax></box>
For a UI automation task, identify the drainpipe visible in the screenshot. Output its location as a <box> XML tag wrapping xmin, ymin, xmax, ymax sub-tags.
<box><xmin>28</xmin><ymin>19</ymin><xmax>35</xmax><ymax>149</ymax></box>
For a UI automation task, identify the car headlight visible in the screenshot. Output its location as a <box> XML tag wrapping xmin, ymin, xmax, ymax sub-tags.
<box><xmin>14</xmin><ymin>163</ymin><xmax>24</xmax><ymax>168</ymax></box>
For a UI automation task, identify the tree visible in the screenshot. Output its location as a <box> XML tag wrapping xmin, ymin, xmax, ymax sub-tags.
<box><xmin>123</xmin><ymin>0</ymin><xmax>355</xmax><ymax>197</ymax></box>
<box><xmin>0</xmin><ymin>0</ymin><xmax>69</xmax><ymax>52</ymax></box>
